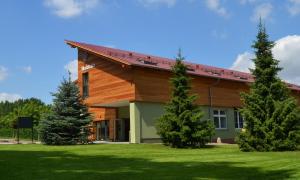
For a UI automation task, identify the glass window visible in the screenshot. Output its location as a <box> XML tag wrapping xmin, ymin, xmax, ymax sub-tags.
<box><xmin>83</xmin><ymin>72</ymin><xmax>89</xmax><ymax>98</ymax></box>
<box><xmin>214</xmin><ymin>117</ymin><xmax>219</xmax><ymax>127</ymax></box>
<box><xmin>220</xmin><ymin>117</ymin><xmax>227</xmax><ymax>128</ymax></box>
<box><xmin>234</xmin><ymin>109</ymin><xmax>244</xmax><ymax>129</ymax></box>
<box><xmin>220</xmin><ymin>110</ymin><xmax>226</xmax><ymax>115</ymax></box>
<box><xmin>213</xmin><ymin>110</ymin><xmax>218</xmax><ymax>115</ymax></box>
<box><xmin>213</xmin><ymin>109</ymin><xmax>227</xmax><ymax>129</ymax></box>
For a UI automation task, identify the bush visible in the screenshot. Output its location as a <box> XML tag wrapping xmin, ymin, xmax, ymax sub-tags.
<box><xmin>0</xmin><ymin>127</ymin><xmax>39</xmax><ymax>140</ymax></box>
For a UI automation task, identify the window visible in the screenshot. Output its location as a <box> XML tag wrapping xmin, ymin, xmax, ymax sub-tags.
<box><xmin>82</xmin><ymin>72</ymin><xmax>89</xmax><ymax>98</ymax></box>
<box><xmin>213</xmin><ymin>110</ymin><xmax>227</xmax><ymax>129</ymax></box>
<box><xmin>234</xmin><ymin>110</ymin><xmax>244</xmax><ymax>129</ymax></box>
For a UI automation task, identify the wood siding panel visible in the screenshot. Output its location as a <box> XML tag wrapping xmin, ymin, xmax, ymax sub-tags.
<box><xmin>134</xmin><ymin>67</ymin><xmax>249</xmax><ymax>107</ymax></box>
<box><xmin>77</xmin><ymin>50</ymin><xmax>135</xmax><ymax>106</ymax></box>
<box><xmin>89</xmin><ymin>107</ymin><xmax>117</xmax><ymax>141</ymax></box>
<box><xmin>134</xmin><ymin>67</ymin><xmax>171</xmax><ymax>103</ymax></box>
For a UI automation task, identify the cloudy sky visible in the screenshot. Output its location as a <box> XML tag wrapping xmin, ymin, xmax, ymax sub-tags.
<box><xmin>1</xmin><ymin>0</ymin><xmax>300</xmax><ymax>103</ymax></box>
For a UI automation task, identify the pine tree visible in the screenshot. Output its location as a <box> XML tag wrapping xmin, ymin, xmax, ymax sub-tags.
<box><xmin>156</xmin><ymin>50</ymin><xmax>214</xmax><ymax>148</ymax></box>
<box><xmin>238</xmin><ymin>21</ymin><xmax>300</xmax><ymax>151</ymax></box>
<box><xmin>39</xmin><ymin>74</ymin><xmax>92</xmax><ymax>145</ymax></box>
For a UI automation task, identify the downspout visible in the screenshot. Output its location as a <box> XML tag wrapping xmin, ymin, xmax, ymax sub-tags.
<box><xmin>208</xmin><ymin>78</ymin><xmax>220</xmax><ymax>142</ymax></box>
<box><xmin>208</xmin><ymin>78</ymin><xmax>221</xmax><ymax>118</ymax></box>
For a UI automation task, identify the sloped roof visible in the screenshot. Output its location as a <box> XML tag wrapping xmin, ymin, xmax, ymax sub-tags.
<box><xmin>65</xmin><ymin>40</ymin><xmax>300</xmax><ymax>91</ymax></box>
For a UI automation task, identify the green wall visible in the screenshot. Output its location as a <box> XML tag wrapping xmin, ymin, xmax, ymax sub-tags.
<box><xmin>137</xmin><ymin>102</ymin><xmax>164</xmax><ymax>140</ymax></box>
<box><xmin>118</xmin><ymin>106</ymin><xmax>130</xmax><ymax>119</ymax></box>
<box><xmin>201</xmin><ymin>106</ymin><xmax>239</xmax><ymax>140</ymax></box>
<box><xmin>129</xmin><ymin>101</ymin><xmax>239</xmax><ymax>143</ymax></box>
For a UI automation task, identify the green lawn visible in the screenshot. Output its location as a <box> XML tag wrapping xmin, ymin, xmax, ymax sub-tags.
<box><xmin>0</xmin><ymin>144</ymin><xmax>299</xmax><ymax>180</ymax></box>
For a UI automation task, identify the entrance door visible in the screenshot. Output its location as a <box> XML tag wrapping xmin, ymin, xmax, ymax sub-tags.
<box><xmin>96</xmin><ymin>120</ymin><xmax>110</xmax><ymax>141</ymax></box>
<box><xmin>116</xmin><ymin>118</ymin><xmax>130</xmax><ymax>142</ymax></box>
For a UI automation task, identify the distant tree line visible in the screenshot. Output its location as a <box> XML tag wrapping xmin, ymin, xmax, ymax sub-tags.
<box><xmin>0</xmin><ymin>98</ymin><xmax>51</xmax><ymax>139</ymax></box>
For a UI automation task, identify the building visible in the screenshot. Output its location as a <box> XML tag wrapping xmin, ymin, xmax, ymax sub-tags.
<box><xmin>66</xmin><ymin>40</ymin><xmax>300</xmax><ymax>144</ymax></box>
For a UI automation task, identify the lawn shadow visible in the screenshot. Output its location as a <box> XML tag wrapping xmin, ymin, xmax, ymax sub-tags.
<box><xmin>0</xmin><ymin>150</ymin><xmax>295</xmax><ymax>180</ymax></box>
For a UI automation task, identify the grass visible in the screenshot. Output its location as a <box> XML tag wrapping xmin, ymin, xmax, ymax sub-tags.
<box><xmin>0</xmin><ymin>144</ymin><xmax>299</xmax><ymax>180</ymax></box>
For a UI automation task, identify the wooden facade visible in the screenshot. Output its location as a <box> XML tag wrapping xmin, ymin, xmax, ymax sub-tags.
<box><xmin>78</xmin><ymin>52</ymin><xmax>255</xmax><ymax>108</ymax></box>
<box><xmin>133</xmin><ymin>67</ymin><xmax>250</xmax><ymax>107</ymax></box>
<box><xmin>77</xmin><ymin>50</ymin><xmax>135</xmax><ymax>106</ymax></box>
<box><xmin>69</xmin><ymin>41</ymin><xmax>300</xmax><ymax>142</ymax></box>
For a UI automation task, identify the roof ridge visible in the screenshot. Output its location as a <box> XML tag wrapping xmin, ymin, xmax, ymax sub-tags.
<box><xmin>65</xmin><ymin>40</ymin><xmax>252</xmax><ymax>76</ymax></box>
<box><xmin>65</xmin><ymin>40</ymin><xmax>300</xmax><ymax>91</ymax></box>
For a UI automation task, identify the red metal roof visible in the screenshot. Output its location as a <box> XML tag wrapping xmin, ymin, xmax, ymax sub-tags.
<box><xmin>65</xmin><ymin>40</ymin><xmax>300</xmax><ymax>91</ymax></box>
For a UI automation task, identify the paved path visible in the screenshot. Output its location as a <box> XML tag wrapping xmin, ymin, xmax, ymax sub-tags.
<box><xmin>0</xmin><ymin>139</ymin><xmax>38</xmax><ymax>144</ymax></box>
<box><xmin>93</xmin><ymin>141</ymin><xmax>130</xmax><ymax>144</ymax></box>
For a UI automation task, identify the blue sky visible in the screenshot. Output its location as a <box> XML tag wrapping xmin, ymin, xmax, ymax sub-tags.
<box><xmin>1</xmin><ymin>0</ymin><xmax>300</xmax><ymax>104</ymax></box>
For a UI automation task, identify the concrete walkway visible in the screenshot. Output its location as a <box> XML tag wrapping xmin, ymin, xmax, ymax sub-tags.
<box><xmin>0</xmin><ymin>139</ymin><xmax>37</xmax><ymax>144</ymax></box>
<box><xmin>93</xmin><ymin>141</ymin><xmax>130</xmax><ymax>144</ymax></box>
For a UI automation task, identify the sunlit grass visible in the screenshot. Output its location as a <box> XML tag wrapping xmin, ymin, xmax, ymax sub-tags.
<box><xmin>0</xmin><ymin>144</ymin><xmax>299</xmax><ymax>179</ymax></box>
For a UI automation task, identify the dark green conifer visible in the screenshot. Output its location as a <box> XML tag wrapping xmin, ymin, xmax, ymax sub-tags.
<box><xmin>156</xmin><ymin>50</ymin><xmax>214</xmax><ymax>148</ymax></box>
<box><xmin>39</xmin><ymin>74</ymin><xmax>91</xmax><ymax>145</ymax></box>
<box><xmin>238</xmin><ymin>21</ymin><xmax>300</xmax><ymax>151</ymax></box>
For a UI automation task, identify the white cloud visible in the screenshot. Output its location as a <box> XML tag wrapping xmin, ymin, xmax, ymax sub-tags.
<box><xmin>205</xmin><ymin>0</ymin><xmax>230</xmax><ymax>18</ymax></box>
<box><xmin>251</xmin><ymin>3</ymin><xmax>273</xmax><ymax>22</ymax></box>
<box><xmin>288</xmin><ymin>0</ymin><xmax>300</xmax><ymax>16</ymax></box>
<box><xmin>231</xmin><ymin>35</ymin><xmax>300</xmax><ymax>85</ymax></box>
<box><xmin>273</xmin><ymin>35</ymin><xmax>300</xmax><ymax>85</ymax></box>
<box><xmin>21</xmin><ymin>66</ymin><xmax>32</xmax><ymax>74</ymax></box>
<box><xmin>0</xmin><ymin>93</ymin><xmax>22</xmax><ymax>102</ymax></box>
<box><xmin>230</xmin><ymin>52</ymin><xmax>255</xmax><ymax>72</ymax></box>
<box><xmin>64</xmin><ymin>60</ymin><xmax>78</xmax><ymax>81</ymax></box>
<box><xmin>44</xmin><ymin>0</ymin><xmax>99</xmax><ymax>18</ymax></box>
<box><xmin>138</xmin><ymin>0</ymin><xmax>177</xmax><ymax>8</ymax></box>
<box><xmin>0</xmin><ymin>66</ymin><xmax>8</xmax><ymax>81</ymax></box>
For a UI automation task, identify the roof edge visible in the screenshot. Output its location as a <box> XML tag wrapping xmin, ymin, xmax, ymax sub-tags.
<box><xmin>65</xmin><ymin>40</ymin><xmax>132</xmax><ymax>66</ymax></box>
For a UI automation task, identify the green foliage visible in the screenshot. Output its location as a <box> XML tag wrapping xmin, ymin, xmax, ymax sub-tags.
<box><xmin>237</xmin><ymin>21</ymin><xmax>300</xmax><ymax>151</ymax></box>
<box><xmin>0</xmin><ymin>98</ymin><xmax>50</xmax><ymax>141</ymax></box>
<box><xmin>0</xmin><ymin>128</ymin><xmax>39</xmax><ymax>140</ymax></box>
<box><xmin>0</xmin><ymin>98</ymin><xmax>51</xmax><ymax>128</ymax></box>
<box><xmin>0</xmin><ymin>98</ymin><xmax>50</xmax><ymax>128</ymax></box>
<box><xmin>39</xmin><ymin>75</ymin><xmax>92</xmax><ymax>145</ymax></box>
<box><xmin>156</xmin><ymin>50</ymin><xmax>214</xmax><ymax>148</ymax></box>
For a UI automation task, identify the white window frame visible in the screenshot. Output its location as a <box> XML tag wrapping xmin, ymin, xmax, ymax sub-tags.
<box><xmin>213</xmin><ymin>109</ymin><xmax>227</xmax><ymax>129</ymax></box>
<box><xmin>234</xmin><ymin>110</ymin><xmax>244</xmax><ymax>129</ymax></box>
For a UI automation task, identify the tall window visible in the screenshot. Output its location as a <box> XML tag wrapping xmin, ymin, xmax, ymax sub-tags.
<box><xmin>234</xmin><ymin>110</ymin><xmax>244</xmax><ymax>129</ymax></box>
<box><xmin>82</xmin><ymin>72</ymin><xmax>89</xmax><ymax>98</ymax></box>
<box><xmin>213</xmin><ymin>110</ymin><xmax>227</xmax><ymax>129</ymax></box>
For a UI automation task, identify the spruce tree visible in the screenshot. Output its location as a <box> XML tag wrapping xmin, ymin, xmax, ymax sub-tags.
<box><xmin>39</xmin><ymin>74</ymin><xmax>92</xmax><ymax>145</ymax></box>
<box><xmin>238</xmin><ymin>21</ymin><xmax>300</xmax><ymax>151</ymax></box>
<box><xmin>156</xmin><ymin>50</ymin><xmax>214</xmax><ymax>148</ymax></box>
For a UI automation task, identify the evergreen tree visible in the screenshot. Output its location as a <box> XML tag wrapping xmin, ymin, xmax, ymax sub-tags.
<box><xmin>238</xmin><ymin>21</ymin><xmax>300</xmax><ymax>151</ymax></box>
<box><xmin>156</xmin><ymin>50</ymin><xmax>214</xmax><ymax>148</ymax></box>
<box><xmin>39</xmin><ymin>74</ymin><xmax>92</xmax><ymax>145</ymax></box>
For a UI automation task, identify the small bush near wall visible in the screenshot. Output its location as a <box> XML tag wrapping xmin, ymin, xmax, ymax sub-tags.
<box><xmin>0</xmin><ymin>127</ymin><xmax>39</xmax><ymax>140</ymax></box>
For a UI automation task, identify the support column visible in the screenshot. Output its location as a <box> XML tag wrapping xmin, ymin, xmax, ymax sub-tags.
<box><xmin>130</xmin><ymin>102</ymin><xmax>141</xmax><ymax>143</ymax></box>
